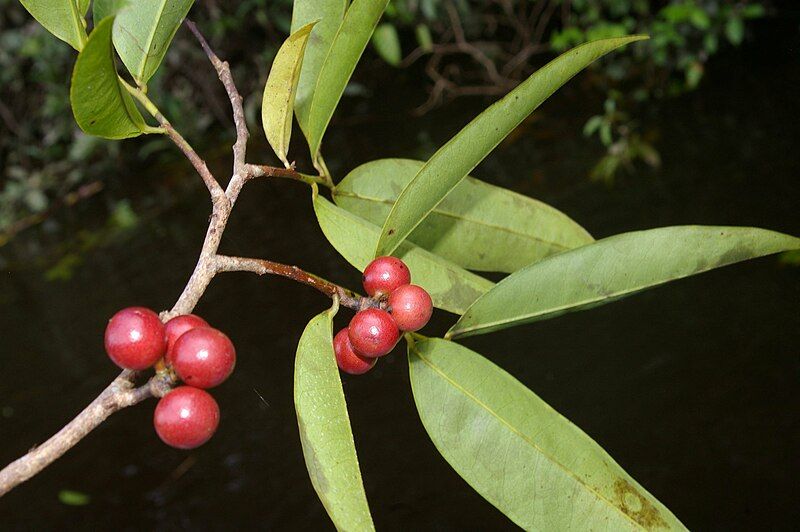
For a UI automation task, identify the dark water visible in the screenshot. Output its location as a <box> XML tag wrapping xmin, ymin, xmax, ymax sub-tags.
<box><xmin>1</xmin><ymin>20</ymin><xmax>798</xmax><ymax>531</ymax></box>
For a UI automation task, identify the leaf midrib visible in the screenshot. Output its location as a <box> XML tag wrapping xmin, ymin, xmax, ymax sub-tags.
<box><xmin>137</xmin><ymin>0</ymin><xmax>170</xmax><ymax>81</ymax></box>
<box><xmin>335</xmin><ymin>189</ymin><xmax>574</xmax><ymax>251</ymax></box>
<box><xmin>411</xmin><ymin>344</ymin><xmax>644</xmax><ymax>530</ymax></box>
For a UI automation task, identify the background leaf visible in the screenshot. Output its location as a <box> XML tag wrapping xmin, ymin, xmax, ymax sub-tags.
<box><xmin>409</xmin><ymin>337</ymin><xmax>686</xmax><ymax>530</ymax></box>
<box><xmin>449</xmin><ymin>226</ymin><xmax>800</xmax><ymax>338</ymax></box>
<box><xmin>262</xmin><ymin>22</ymin><xmax>316</xmax><ymax>167</ymax></box>
<box><xmin>295</xmin><ymin>305</ymin><xmax>375</xmax><ymax>531</ymax></box>
<box><xmin>291</xmin><ymin>0</ymin><xmax>347</xmax><ymax>137</ymax></box>
<box><xmin>69</xmin><ymin>17</ymin><xmax>147</xmax><ymax>139</ymax></box>
<box><xmin>314</xmin><ymin>194</ymin><xmax>493</xmax><ymax>315</ymax></box>
<box><xmin>19</xmin><ymin>0</ymin><xmax>88</xmax><ymax>50</ymax></box>
<box><xmin>334</xmin><ymin>158</ymin><xmax>594</xmax><ymax>272</ymax></box>
<box><xmin>306</xmin><ymin>0</ymin><xmax>390</xmax><ymax>159</ymax></box>
<box><xmin>375</xmin><ymin>35</ymin><xmax>647</xmax><ymax>257</ymax></box>
<box><xmin>110</xmin><ymin>0</ymin><xmax>194</xmax><ymax>84</ymax></box>
<box><xmin>371</xmin><ymin>23</ymin><xmax>402</xmax><ymax>66</ymax></box>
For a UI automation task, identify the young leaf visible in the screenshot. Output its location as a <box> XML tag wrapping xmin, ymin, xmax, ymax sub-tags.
<box><xmin>375</xmin><ymin>35</ymin><xmax>647</xmax><ymax>257</ymax></box>
<box><xmin>19</xmin><ymin>0</ymin><xmax>88</xmax><ymax>51</ymax></box>
<box><xmin>371</xmin><ymin>23</ymin><xmax>402</xmax><ymax>66</ymax></box>
<box><xmin>262</xmin><ymin>22</ymin><xmax>316</xmax><ymax>167</ymax></box>
<box><xmin>110</xmin><ymin>0</ymin><xmax>194</xmax><ymax>84</ymax></box>
<box><xmin>314</xmin><ymin>194</ymin><xmax>493</xmax><ymax>315</ymax></box>
<box><xmin>306</xmin><ymin>0</ymin><xmax>390</xmax><ymax>160</ymax></box>
<box><xmin>295</xmin><ymin>304</ymin><xmax>375</xmax><ymax>531</ymax></box>
<box><xmin>334</xmin><ymin>159</ymin><xmax>594</xmax><ymax>272</ymax></box>
<box><xmin>291</xmin><ymin>0</ymin><xmax>347</xmax><ymax>136</ymax></box>
<box><xmin>408</xmin><ymin>337</ymin><xmax>686</xmax><ymax>530</ymax></box>
<box><xmin>70</xmin><ymin>17</ymin><xmax>148</xmax><ymax>139</ymax></box>
<box><xmin>449</xmin><ymin>226</ymin><xmax>800</xmax><ymax>338</ymax></box>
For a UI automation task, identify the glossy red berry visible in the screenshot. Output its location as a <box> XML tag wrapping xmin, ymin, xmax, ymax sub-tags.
<box><xmin>153</xmin><ymin>386</ymin><xmax>220</xmax><ymax>449</ymax></box>
<box><xmin>104</xmin><ymin>307</ymin><xmax>166</xmax><ymax>370</ymax></box>
<box><xmin>362</xmin><ymin>256</ymin><xmax>411</xmax><ymax>297</ymax></box>
<box><xmin>334</xmin><ymin>328</ymin><xmax>377</xmax><ymax>375</ymax></box>
<box><xmin>389</xmin><ymin>284</ymin><xmax>433</xmax><ymax>332</ymax></box>
<box><xmin>167</xmin><ymin>327</ymin><xmax>236</xmax><ymax>389</ymax></box>
<box><xmin>348</xmin><ymin>308</ymin><xmax>399</xmax><ymax>358</ymax></box>
<box><xmin>164</xmin><ymin>314</ymin><xmax>210</xmax><ymax>353</ymax></box>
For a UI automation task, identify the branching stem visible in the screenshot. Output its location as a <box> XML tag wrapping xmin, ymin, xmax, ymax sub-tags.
<box><xmin>0</xmin><ymin>19</ymin><xmax>360</xmax><ymax>497</ymax></box>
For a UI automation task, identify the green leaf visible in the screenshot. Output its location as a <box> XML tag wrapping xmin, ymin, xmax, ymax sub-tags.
<box><xmin>262</xmin><ymin>22</ymin><xmax>316</xmax><ymax>167</ymax></box>
<box><xmin>110</xmin><ymin>0</ymin><xmax>195</xmax><ymax>84</ymax></box>
<box><xmin>408</xmin><ymin>337</ymin><xmax>686</xmax><ymax>530</ymax></box>
<box><xmin>371</xmin><ymin>23</ymin><xmax>402</xmax><ymax>66</ymax></box>
<box><xmin>70</xmin><ymin>17</ymin><xmax>148</xmax><ymax>139</ymax></box>
<box><xmin>334</xmin><ymin>159</ymin><xmax>594</xmax><ymax>272</ymax></box>
<box><xmin>291</xmin><ymin>0</ymin><xmax>347</xmax><ymax>137</ymax></box>
<box><xmin>314</xmin><ymin>193</ymin><xmax>493</xmax><ymax>315</ymax></box>
<box><xmin>295</xmin><ymin>304</ymin><xmax>375</xmax><ymax>531</ymax></box>
<box><xmin>19</xmin><ymin>0</ymin><xmax>88</xmax><ymax>51</ymax></box>
<box><xmin>725</xmin><ymin>16</ymin><xmax>744</xmax><ymax>46</ymax></box>
<box><xmin>92</xmin><ymin>0</ymin><xmax>128</xmax><ymax>22</ymax></box>
<box><xmin>306</xmin><ymin>0</ymin><xmax>390</xmax><ymax>159</ymax></box>
<box><xmin>78</xmin><ymin>0</ymin><xmax>90</xmax><ymax>16</ymax></box>
<box><xmin>375</xmin><ymin>35</ymin><xmax>647</xmax><ymax>257</ymax></box>
<box><xmin>449</xmin><ymin>226</ymin><xmax>800</xmax><ymax>338</ymax></box>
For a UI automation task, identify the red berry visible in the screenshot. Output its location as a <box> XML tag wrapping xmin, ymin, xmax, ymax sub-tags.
<box><xmin>167</xmin><ymin>327</ymin><xmax>236</xmax><ymax>389</ymax></box>
<box><xmin>104</xmin><ymin>307</ymin><xmax>166</xmax><ymax>370</ymax></box>
<box><xmin>348</xmin><ymin>308</ymin><xmax>399</xmax><ymax>358</ymax></box>
<box><xmin>164</xmin><ymin>314</ymin><xmax>210</xmax><ymax>353</ymax></box>
<box><xmin>334</xmin><ymin>328</ymin><xmax>377</xmax><ymax>375</ymax></box>
<box><xmin>153</xmin><ymin>386</ymin><xmax>220</xmax><ymax>449</ymax></box>
<box><xmin>389</xmin><ymin>284</ymin><xmax>433</xmax><ymax>332</ymax></box>
<box><xmin>362</xmin><ymin>256</ymin><xmax>411</xmax><ymax>297</ymax></box>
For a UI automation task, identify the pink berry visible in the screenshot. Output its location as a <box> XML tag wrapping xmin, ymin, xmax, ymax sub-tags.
<box><xmin>362</xmin><ymin>256</ymin><xmax>411</xmax><ymax>297</ymax></box>
<box><xmin>348</xmin><ymin>308</ymin><xmax>399</xmax><ymax>358</ymax></box>
<box><xmin>164</xmin><ymin>314</ymin><xmax>210</xmax><ymax>353</ymax></box>
<box><xmin>104</xmin><ymin>307</ymin><xmax>166</xmax><ymax>370</ymax></box>
<box><xmin>167</xmin><ymin>327</ymin><xmax>236</xmax><ymax>389</ymax></box>
<box><xmin>334</xmin><ymin>328</ymin><xmax>376</xmax><ymax>375</ymax></box>
<box><xmin>154</xmin><ymin>386</ymin><xmax>220</xmax><ymax>449</ymax></box>
<box><xmin>389</xmin><ymin>284</ymin><xmax>433</xmax><ymax>332</ymax></box>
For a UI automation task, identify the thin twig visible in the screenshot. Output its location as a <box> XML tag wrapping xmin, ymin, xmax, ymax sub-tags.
<box><xmin>185</xmin><ymin>19</ymin><xmax>249</xmax><ymax>177</ymax></box>
<box><xmin>215</xmin><ymin>255</ymin><xmax>373</xmax><ymax>311</ymax></box>
<box><xmin>0</xmin><ymin>371</ymin><xmax>173</xmax><ymax>497</ymax></box>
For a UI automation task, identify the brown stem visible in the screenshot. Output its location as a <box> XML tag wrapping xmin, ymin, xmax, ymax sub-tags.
<box><xmin>0</xmin><ymin>19</ymin><xmax>360</xmax><ymax>498</ymax></box>
<box><xmin>0</xmin><ymin>371</ymin><xmax>173</xmax><ymax>497</ymax></box>
<box><xmin>185</xmin><ymin>19</ymin><xmax>249</xmax><ymax>177</ymax></box>
<box><xmin>215</xmin><ymin>255</ymin><xmax>373</xmax><ymax>311</ymax></box>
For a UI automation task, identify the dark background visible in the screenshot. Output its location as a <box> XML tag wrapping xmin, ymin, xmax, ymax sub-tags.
<box><xmin>1</xmin><ymin>8</ymin><xmax>798</xmax><ymax>532</ymax></box>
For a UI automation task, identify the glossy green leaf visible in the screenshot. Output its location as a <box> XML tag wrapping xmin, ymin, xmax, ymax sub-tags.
<box><xmin>314</xmin><ymin>193</ymin><xmax>493</xmax><ymax>315</ymax></box>
<box><xmin>110</xmin><ymin>0</ymin><xmax>194</xmax><ymax>84</ymax></box>
<box><xmin>70</xmin><ymin>17</ymin><xmax>148</xmax><ymax>139</ymax></box>
<box><xmin>334</xmin><ymin>159</ymin><xmax>594</xmax><ymax>272</ymax></box>
<box><xmin>262</xmin><ymin>22</ymin><xmax>316</xmax><ymax>167</ymax></box>
<box><xmin>409</xmin><ymin>337</ymin><xmax>686</xmax><ymax>530</ymax></box>
<box><xmin>306</xmin><ymin>0</ymin><xmax>390</xmax><ymax>159</ymax></box>
<box><xmin>19</xmin><ymin>0</ymin><xmax>88</xmax><ymax>50</ymax></box>
<box><xmin>375</xmin><ymin>35</ymin><xmax>647</xmax><ymax>257</ymax></box>
<box><xmin>291</xmin><ymin>0</ymin><xmax>347</xmax><ymax>136</ymax></box>
<box><xmin>371</xmin><ymin>23</ymin><xmax>402</xmax><ymax>66</ymax></box>
<box><xmin>449</xmin><ymin>226</ymin><xmax>800</xmax><ymax>338</ymax></box>
<box><xmin>295</xmin><ymin>304</ymin><xmax>375</xmax><ymax>531</ymax></box>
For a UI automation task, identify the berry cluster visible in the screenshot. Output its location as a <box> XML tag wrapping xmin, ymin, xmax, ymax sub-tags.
<box><xmin>104</xmin><ymin>308</ymin><xmax>236</xmax><ymax>449</ymax></box>
<box><xmin>334</xmin><ymin>257</ymin><xmax>433</xmax><ymax>375</ymax></box>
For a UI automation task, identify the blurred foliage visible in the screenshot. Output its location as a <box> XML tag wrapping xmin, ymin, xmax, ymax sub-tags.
<box><xmin>0</xmin><ymin>0</ymin><xmax>766</xmax><ymax>239</ymax></box>
<box><xmin>379</xmin><ymin>0</ymin><xmax>766</xmax><ymax>183</ymax></box>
